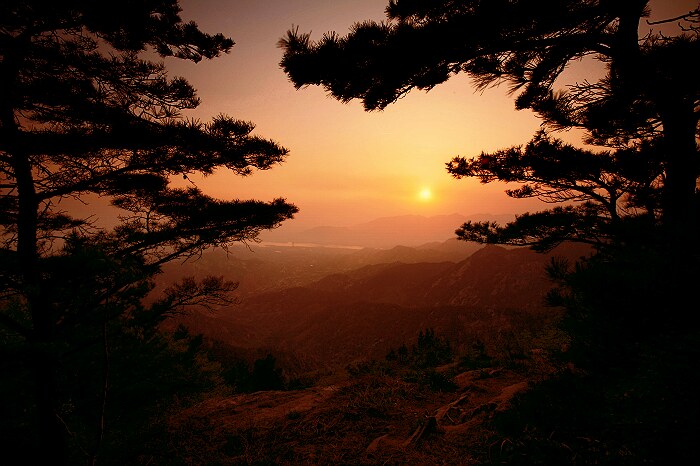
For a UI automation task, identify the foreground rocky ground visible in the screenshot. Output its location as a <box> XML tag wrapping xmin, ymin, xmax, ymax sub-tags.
<box><xmin>164</xmin><ymin>364</ymin><xmax>542</xmax><ymax>465</ymax></box>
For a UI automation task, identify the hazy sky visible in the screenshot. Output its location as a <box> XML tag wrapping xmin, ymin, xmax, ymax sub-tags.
<box><xmin>164</xmin><ymin>0</ymin><xmax>697</xmax><ymax>230</ymax></box>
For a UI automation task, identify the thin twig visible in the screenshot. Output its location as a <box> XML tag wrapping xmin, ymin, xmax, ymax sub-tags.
<box><xmin>646</xmin><ymin>9</ymin><xmax>699</xmax><ymax>25</ymax></box>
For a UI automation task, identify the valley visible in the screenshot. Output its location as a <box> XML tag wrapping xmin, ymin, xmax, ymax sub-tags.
<box><xmin>159</xmin><ymin>221</ymin><xmax>591</xmax><ymax>374</ymax></box>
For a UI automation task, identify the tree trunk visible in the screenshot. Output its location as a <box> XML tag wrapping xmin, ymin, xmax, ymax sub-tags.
<box><xmin>614</xmin><ymin>3</ymin><xmax>698</xmax><ymax>242</ymax></box>
<box><xmin>4</xmin><ymin>121</ymin><xmax>69</xmax><ymax>466</ymax></box>
<box><xmin>2</xmin><ymin>29</ymin><xmax>69</xmax><ymax>462</ymax></box>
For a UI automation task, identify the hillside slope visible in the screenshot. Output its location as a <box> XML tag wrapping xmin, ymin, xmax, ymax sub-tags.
<box><xmin>170</xmin><ymin>243</ymin><xmax>590</xmax><ymax>368</ymax></box>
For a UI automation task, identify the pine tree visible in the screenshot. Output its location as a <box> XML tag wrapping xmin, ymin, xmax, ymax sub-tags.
<box><xmin>279</xmin><ymin>5</ymin><xmax>700</xmax><ymax>461</ymax></box>
<box><xmin>447</xmin><ymin>131</ymin><xmax>664</xmax><ymax>251</ymax></box>
<box><xmin>0</xmin><ymin>1</ymin><xmax>296</xmax><ymax>463</ymax></box>
<box><xmin>279</xmin><ymin>0</ymin><xmax>699</xmax><ymax>243</ymax></box>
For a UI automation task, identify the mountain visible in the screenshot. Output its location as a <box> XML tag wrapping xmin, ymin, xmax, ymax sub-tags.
<box><xmin>155</xmin><ymin>237</ymin><xmax>483</xmax><ymax>297</ymax></box>
<box><xmin>169</xmin><ymin>242</ymin><xmax>592</xmax><ymax>369</ymax></box>
<box><xmin>260</xmin><ymin>213</ymin><xmax>516</xmax><ymax>248</ymax></box>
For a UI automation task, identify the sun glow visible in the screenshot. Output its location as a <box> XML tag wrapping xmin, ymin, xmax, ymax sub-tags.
<box><xmin>418</xmin><ymin>187</ymin><xmax>433</xmax><ymax>202</ymax></box>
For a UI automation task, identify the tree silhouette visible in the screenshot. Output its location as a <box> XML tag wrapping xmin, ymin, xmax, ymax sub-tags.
<box><xmin>413</xmin><ymin>328</ymin><xmax>453</xmax><ymax>368</ymax></box>
<box><xmin>279</xmin><ymin>4</ymin><xmax>700</xmax><ymax>462</ymax></box>
<box><xmin>279</xmin><ymin>0</ymin><xmax>699</xmax><ymax>363</ymax></box>
<box><xmin>1</xmin><ymin>1</ymin><xmax>296</xmax><ymax>463</ymax></box>
<box><xmin>448</xmin><ymin>131</ymin><xmax>664</xmax><ymax>251</ymax></box>
<box><xmin>279</xmin><ymin>0</ymin><xmax>699</xmax><ymax>244</ymax></box>
<box><xmin>251</xmin><ymin>354</ymin><xmax>285</xmax><ymax>392</ymax></box>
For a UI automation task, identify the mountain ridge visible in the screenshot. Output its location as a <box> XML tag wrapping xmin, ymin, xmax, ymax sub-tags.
<box><xmin>168</xmin><ymin>242</ymin><xmax>592</xmax><ymax>368</ymax></box>
<box><xmin>261</xmin><ymin>213</ymin><xmax>517</xmax><ymax>248</ymax></box>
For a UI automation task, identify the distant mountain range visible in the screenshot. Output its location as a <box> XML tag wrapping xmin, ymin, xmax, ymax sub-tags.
<box><xmin>260</xmin><ymin>213</ymin><xmax>517</xmax><ymax>248</ymax></box>
<box><xmin>156</xmin><ymin>237</ymin><xmax>485</xmax><ymax>297</ymax></box>
<box><xmin>166</xmin><ymin>241</ymin><xmax>592</xmax><ymax>369</ymax></box>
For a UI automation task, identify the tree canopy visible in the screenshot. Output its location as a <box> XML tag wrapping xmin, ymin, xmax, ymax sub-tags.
<box><xmin>1</xmin><ymin>1</ymin><xmax>296</xmax><ymax>463</ymax></box>
<box><xmin>447</xmin><ymin>131</ymin><xmax>664</xmax><ymax>250</ymax></box>
<box><xmin>280</xmin><ymin>0</ymin><xmax>699</xmax><ymax>247</ymax></box>
<box><xmin>280</xmin><ymin>5</ymin><xmax>699</xmax><ymax>464</ymax></box>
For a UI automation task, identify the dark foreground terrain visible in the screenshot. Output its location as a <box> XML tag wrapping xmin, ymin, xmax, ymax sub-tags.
<box><xmin>166</xmin><ymin>365</ymin><xmax>534</xmax><ymax>465</ymax></box>
<box><xmin>153</xmin><ymin>238</ymin><xmax>699</xmax><ymax>465</ymax></box>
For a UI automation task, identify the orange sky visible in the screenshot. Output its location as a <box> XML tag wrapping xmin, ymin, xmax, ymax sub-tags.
<box><xmin>162</xmin><ymin>0</ymin><xmax>696</xmax><ymax>231</ymax></box>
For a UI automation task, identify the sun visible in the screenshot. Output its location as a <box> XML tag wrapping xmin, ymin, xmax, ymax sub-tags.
<box><xmin>418</xmin><ymin>187</ymin><xmax>433</xmax><ymax>202</ymax></box>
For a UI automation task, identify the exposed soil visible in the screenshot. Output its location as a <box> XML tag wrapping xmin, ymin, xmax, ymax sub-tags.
<box><xmin>168</xmin><ymin>367</ymin><xmax>535</xmax><ymax>465</ymax></box>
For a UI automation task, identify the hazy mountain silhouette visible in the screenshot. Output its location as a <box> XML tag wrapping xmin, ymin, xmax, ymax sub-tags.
<box><xmin>168</xmin><ymin>242</ymin><xmax>591</xmax><ymax>368</ymax></box>
<box><xmin>260</xmin><ymin>213</ymin><xmax>516</xmax><ymax>248</ymax></box>
<box><xmin>156</xmin><ymin>237</ymin><xmax>483</xmax><ymax>297</ymax></box>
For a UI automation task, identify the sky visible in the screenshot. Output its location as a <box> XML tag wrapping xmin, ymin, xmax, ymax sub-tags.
<box><xmin>163</xmin><ymin>0</ymin><xmax>697</xmax><ymax>231</ymax></box>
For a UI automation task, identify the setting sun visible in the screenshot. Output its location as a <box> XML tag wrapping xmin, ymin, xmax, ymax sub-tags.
<box><xmin>418</xmin><ymin>187</ymin><xmax>433</xmax><ymax>202</ymax></box>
